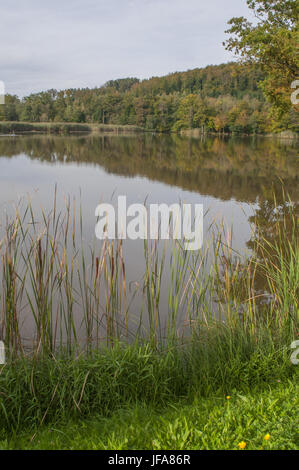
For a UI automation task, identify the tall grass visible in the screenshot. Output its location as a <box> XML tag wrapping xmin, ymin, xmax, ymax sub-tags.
<box><xmin>0</xmin><ymin>190</ymin><xmax>297</xmax><ymax>434</ymax></box>
<box><xmin>0</xmin><ymin>325</ymin><xmax>296</xmax><ymax>435</ymax></box>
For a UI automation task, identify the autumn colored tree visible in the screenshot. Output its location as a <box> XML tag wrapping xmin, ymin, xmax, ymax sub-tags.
<box><xmin>0</xmin><ymin>62</ymin><xmax>291</xmax><ymax>134</ymax></box>
<box><xmin>224</xmin><ymin>0</ymin><xmax>299</xmax><ymax>130</ymax></box>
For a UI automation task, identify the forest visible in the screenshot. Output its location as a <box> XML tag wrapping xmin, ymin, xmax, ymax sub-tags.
<box><xmin>1</xmin><ymin>62</ymin><xmax>297</xmax><ymax>135</ymax></box>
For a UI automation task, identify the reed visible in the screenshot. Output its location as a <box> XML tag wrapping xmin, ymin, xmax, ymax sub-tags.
<box><xmin>0</xmin><ymin>190</ymin><xmax>297</xmax><ymax>434</ymax></box>
<box><xmin>0</xmin><ymin>190</ymin><xmax>297</xmax><ymax>358</ymax></box>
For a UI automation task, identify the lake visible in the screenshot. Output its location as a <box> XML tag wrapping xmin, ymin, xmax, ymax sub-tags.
<box><xmin>0</xmin><ymin>133</ymin><xmax>298</xmax><ymax>347</ymax></box>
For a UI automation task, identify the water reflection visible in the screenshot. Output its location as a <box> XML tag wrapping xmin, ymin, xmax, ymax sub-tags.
<box><xmin>0</xmin><ymin>134</ymin><xmax>298</xmax><ymax>344</ymax></box>
<box><xmin>0</xmin><ymin>134</ymin><xmax>298</xmax><ymax>203</ymax></box>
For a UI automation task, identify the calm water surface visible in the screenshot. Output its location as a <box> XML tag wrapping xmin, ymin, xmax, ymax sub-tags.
<box><xmin>0</xmin><ymin>134</ymin><xmax>298</xmax><ymax>342</ymax></box>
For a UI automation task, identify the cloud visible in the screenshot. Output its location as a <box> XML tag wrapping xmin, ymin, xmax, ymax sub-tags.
<box><xmin>0</xmin><ymin>0</ymin><xmax>252</xmax><ymax>96</ymax></box>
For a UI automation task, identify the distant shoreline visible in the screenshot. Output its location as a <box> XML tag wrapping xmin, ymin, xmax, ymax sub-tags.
<box><xmin>0</xmin><ymin>121</ymin><xmax>144</xmax><ymax>135</ymax></box>
<box><xmin>180</xmin><ymin>128</ymin><xmax>299</xmax><ymax>140</ymax></box>
<box><xmin>0</xmin><ymin>121</ymin><xmax>298</xmax><ymax>139</ymax></box>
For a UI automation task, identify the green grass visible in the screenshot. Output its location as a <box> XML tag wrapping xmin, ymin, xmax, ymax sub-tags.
<box><xmin>2</xmin><ymin>381</ymin><xmax>298</xmax><ymax>450</ymax></box>
<box><xmin>0</xmin><ymin>326</ymin><xmax>297</xmax><ymax>439</ymax></box>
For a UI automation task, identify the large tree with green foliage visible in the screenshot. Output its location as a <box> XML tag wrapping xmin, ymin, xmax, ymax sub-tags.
<box><xmin>224</xmin><ymin>0</ymin><xmax>299</xmax><ymax>130</ymax></box>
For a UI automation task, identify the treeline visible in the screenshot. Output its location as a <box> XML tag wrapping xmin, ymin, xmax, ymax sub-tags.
<box><xmin>1</xmin><ymin>63</ymin><xmax>297</xmax><ymax>134</ymax></box>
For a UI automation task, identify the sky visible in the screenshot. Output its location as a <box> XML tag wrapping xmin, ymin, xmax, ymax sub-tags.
<box><xmin>0</xmin><ymin>0</ymin><xmax>254</xmax><ymax>97</ymax></box>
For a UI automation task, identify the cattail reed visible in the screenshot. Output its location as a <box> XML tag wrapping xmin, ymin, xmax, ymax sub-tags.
<box><xmin>0</xmin><ymin>190</ymin><xmax>297</xmax><ymax>359</ymax></box>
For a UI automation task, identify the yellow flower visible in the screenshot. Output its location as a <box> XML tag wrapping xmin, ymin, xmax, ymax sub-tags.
<box><xmin>264</xmin><ymin>433</ymin><xmax>270</xmax><ymax>441</ymax></box>
<box><xmin>226</xmin><ymin>396</ymin><xmax>231</xmax><ymax>400</ymax></box>
<box><xmin>238</xmin><ymin>441</ymin><xmax>247</xmax><ymax>449</ymax></box>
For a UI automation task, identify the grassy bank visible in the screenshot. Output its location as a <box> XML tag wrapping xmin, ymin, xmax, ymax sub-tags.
<box><xmin>0</xmin><ymin>191</ymin><xmax>298</xmax><ymax>449</ymax></box>
<box><xmin>2</xmin><ymin>381</ymin><xmax>298</xmax><ymax>450</ymax></box>
<box><xmin>0</xmin><ymin>121</ymin><xmax>143</xmax><ymax>135</ymax></box>
<box><xmin>0</xmin><ymin>325</ymin><xmax>297</xmax><ymax>439</ymax></box>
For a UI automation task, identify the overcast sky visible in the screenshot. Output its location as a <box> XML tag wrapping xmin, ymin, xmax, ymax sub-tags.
<box><xmin>0</xmin><ymin>0</ymin><xmax>254</xmax><ymax>97</ymax></box>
